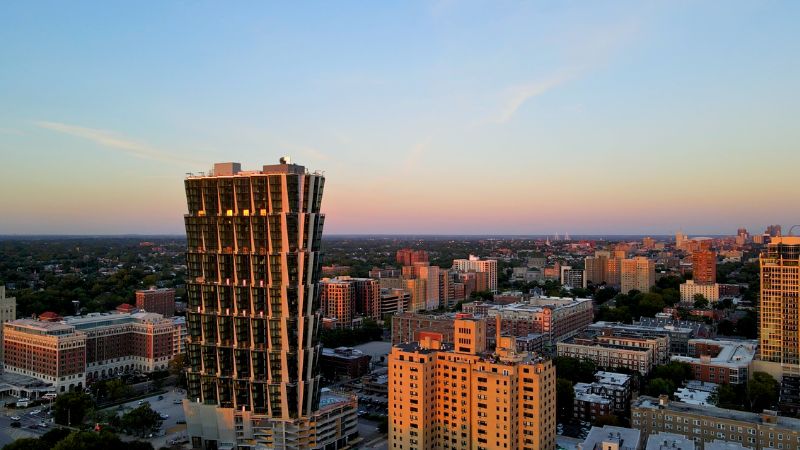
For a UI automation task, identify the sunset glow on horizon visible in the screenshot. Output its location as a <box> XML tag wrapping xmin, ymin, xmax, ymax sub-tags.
<box><xmin>1</xmin><ymin>2</ymin><xmax>798</xmax><ymax>235</ymax></box>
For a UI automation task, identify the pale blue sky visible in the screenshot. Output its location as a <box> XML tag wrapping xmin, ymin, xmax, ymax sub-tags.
<box><xmin>1</xmin><ymin>1</ymin><xmax>798</xmax><ymax>235</ymax></box>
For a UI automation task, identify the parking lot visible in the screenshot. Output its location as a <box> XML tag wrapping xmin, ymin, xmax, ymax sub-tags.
<box><xmin>103</xmin><ymin>389</ymin><xmax>188</xmax><ymax>447</ymax></box>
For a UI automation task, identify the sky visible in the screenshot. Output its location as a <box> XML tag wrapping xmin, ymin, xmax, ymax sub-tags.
<box><xmin>1</xmin><ymin>1</ymin><xmax>798</xmax><ymax>235</ymax></box>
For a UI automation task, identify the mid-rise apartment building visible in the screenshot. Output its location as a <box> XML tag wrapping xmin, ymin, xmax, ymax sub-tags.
<box><xmin>585</xmin><ymin>251</ymin><xmax>622</xmax><ymax>287</ymax></box>
<box><xmin>380</xmin><ymin>288</ymin><xmax>411</xmax><ymax>319</ymax></box>
<box><xmin>3</xmin><ymin>310</ymin><xmax>184</xmax><ymax>392</ymax></box>
<box><xmin>391</xmin><ymin>312</ymin><xmax>455</xmax><ymax>345</ymax></box>
<box><xmin>485</xmin><ymin>296</ymin><xmax>594</xmax><ymax>348</ymax></box>
<box><xmin>589</xmin><ymin>321</ymin><xmax>695</xmax><ymax>356</ymax></box>
<box><xmin>135</xmin><ymin>287</ymin><xmax>176</xmax><ymax>317</ymax></box>
<box><xmin>692</xmin><ymin>251</ymin><xmax>717</xmax><ymax>285</ymax></box>
<box><xmin>0</xmin><ymin>286</ymin><xmax>17</xmax><ymax>365</ymax></box>
<box><xmin>557</xmin><ymin>336</ymin><xmax>655</xmax><ymax>375</ymax></box>
<box><xmin>671</xmin><ymin>339</ymin><xmax>756</xmax><ymax>385</ymax></box>
<box><xmin>388</xmin><ymin>316</ymin><xmax>557</xmax><ymax>450</ymax></box>
<box><xmin>320</xmin><ymin>276</ymin><xmax>381</xmax><ymax>326</ymax></box>
<box><xmin>453</xmin><ymin>255</ymin><xmax>498</xmax><ymax>293</ymax></box>
<box><xmin>621</xmin><ymin>257</ymin><xmax>656</xmax><ymax>294</ymax></box>
<box><xmin>396</xmin><ymin>249</ymin><xmax>429</xmax><ymax>266</ymax></box>
<box><xmin>561</xmin><ymin>266</ymin><xmax>587</xmax><ymax>289</ymax></box>
<box><xmin>680</xmin><ymin>281</ymin><xmax>721</xmax><ymax>303</ymax></box>
<box><xmin>3</xmin><ymin>319</ymin><xmax>86</xmax><ymax>392</ymax></box>
<box><xmin>632</xmin><ymin>395</ymin><xmax>800</xmax><ymax>450</ymax></box>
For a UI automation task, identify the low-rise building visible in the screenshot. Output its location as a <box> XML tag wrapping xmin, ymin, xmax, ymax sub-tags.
<box><xmin>573</xmin><ymin>384</ymin><xmax>613</xmax><ymax>423</ymax></box>
<box><xmin>320</xmin><ymin>347</ymin><xmax>371</xmax><ymax>381</ymax></box>
<box><xmin>680</xmin><ymin>281</ymin><xmax>720</xmax><ymax>303</ymax></box>
<box><xmin>578</xmin><ymin>426</ymin><xmax>641</xmax><ymax>450</ymax></box>
<box><xmin>645</xmin><ymin>432</ymin><xmax>695</xmax><ymax>450</ymax></box>
<box><xmin>573</xmin><ymin>371</ymin><xmax>632</xmax><ymax>422</ymax></box>
<box><xmin>557</xmin><ymin>336</ymin><xmax>655</xmax><ymax>375</ymax></box>
<box><xmin>632</xmin><ymin>395</ymin><xmax>800</xmax><ymax>450</ymax></box>
<box><xmin>589</xmin><ymin>321</ymin><xmax>695</xmax><ymax>356</ymax></box>
<box><xmin>671</xmin><ymin>339</ymin><xmax>757</xmax><ymax>385</ymax></box>
<box><xmin>391</xmin><ymin>312</ymin><xmax>454</xmax><ymax>345</ymax></box>
<box><xmin>485</xmin><ymin>296</ymin><xmax>594</xmax><ymax>348</ymax></box>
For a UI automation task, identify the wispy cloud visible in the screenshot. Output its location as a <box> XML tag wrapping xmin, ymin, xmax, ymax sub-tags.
<box><xmin>404</xmin><ymin>138</ymin><xmax>432</xmax><ymax>171</ymax></box>
<box><xmin>35</xmin><ymin>121</ymin><xmax>203</xmax><ymax>166</ymax></box>
<box><xmin>491</xmin><ymin>17</ymin><xmax>642</xmax><ymax>124</ymax></box>
<box><xmin>495</xmin><ymin>67</ymin><xmax>581</xmax><ymax>124</ymax></box>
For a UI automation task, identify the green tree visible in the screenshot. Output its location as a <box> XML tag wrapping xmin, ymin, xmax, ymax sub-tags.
<box><xmin>168</xmin><ymin>353</ymin><xmax>187</xmax><ymax>376</ymax></box>
<box><xmin>54</xmin><ymin>392</ymin><xmax>94</xmax><ymax>426</ymax></box>
<box><xmin>121</xmin><ymin>404</ymin><xmax>163</xmax><ymax>437</ymax></box>
<box><xmin>713</xmin><ymin>383</ymin><xmax>745</xmax><ymax>410</ymax></box>
<box><xmin>554</xmin><ymin>357</ymin><xmax>596</xmax><ymax>383</ymax></box>
<box><xmin>638</xmin><ymin>293</ymin><xmax>666</xmax><ymax>317</ymax></box>
<box><xmin>717</xmin><ymin>320</ymin><xmax>736</xmax><ymax>336</ymax></box>
<box><xmin>747</xmin><ymin>372</ymin><xmax>779</xmax><ymax>412</ymax></box>
<box><xmin>556</xmin><ymin>378</ymin><xmax>575</xmax><ymax>421</ymax></box>
<box><xmin>644</xmin><ymin>378</ymin><xmax>675</xmax><ymax>398</ymax></box>
<box><xmin>715</xmin><ymin>298</ymin><xmax>733</xmax><ymax>310</ymax></box>
<box><xmin>593</xmin><ymin>287</ymin><xmax>617</xmax><ymax>305</ymax></box>
<box><xmin>107</xmin><ymin>378</ymin><xmax>134</xmax><ymax>401</ymax></box>
<box><xmin>736</xmin><ymin>312</ymin><xmax>758</xmax><ymax>339</ymax></box>
<box><xmin>651</xmin><ymin>361</ymin><xmax>693</xmax><ymax>387</ymax></box>
<box><xmin>2</xmin><ymin>439</ymin><xmax>47</xmax><ymax>450</ymax></box>
<box><xmin>693</xmin><ymin>294</ymin><xmax>709</xmax><ymax>309</ymax></box>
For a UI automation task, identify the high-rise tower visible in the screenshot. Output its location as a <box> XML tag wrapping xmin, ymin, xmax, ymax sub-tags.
<box><xmin>760</xmin><ymin>236</ymin><xmax>800</xmax><ymax>376</ymax></box>
<box><xmin>182</xmin><ymin>159</ymin><xmax>357</xmax><ymax>450</ymax></box>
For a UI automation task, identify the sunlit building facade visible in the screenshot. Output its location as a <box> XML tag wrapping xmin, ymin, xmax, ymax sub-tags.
<box><xmin>388</xmin><ymin>315</ymin><xmax>557</xmax><ymax>450</ymax></box>
<box><xmin>760</xmin><ymin>236</ymin><xmax>800</xmax><ymax>378</ymax></box>
<box><xmin>182</xmin><ymin>159</ymin><xmax>357</xmax><ymax>450</ymax></box>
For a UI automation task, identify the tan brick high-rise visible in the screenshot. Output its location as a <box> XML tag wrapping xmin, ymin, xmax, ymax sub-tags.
<box><xmin>760</xmin><ymin>236</ymin><xmax>800</xmax><ymax>377</ymax></box>
<box><xmin>389</xmin><ymin>315</ymin><xmax>557</xmax><ymax>450</ymax></box>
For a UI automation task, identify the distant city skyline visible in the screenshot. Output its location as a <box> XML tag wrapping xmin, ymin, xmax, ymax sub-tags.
<box><xmin>1</xmin><ymin>2</ymin><xmax>798</xmax><ymax>235</ymax></box>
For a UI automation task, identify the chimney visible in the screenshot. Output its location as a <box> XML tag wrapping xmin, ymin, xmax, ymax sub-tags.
<box><xmin>658</xmin><ymin>394</ymin><xmax>669</xmax><ymax>407</ymax></box>
<box><xmin>495</xmin><ymin>314</ymin><xmax>502</xmax><ymax>350</ymax></box>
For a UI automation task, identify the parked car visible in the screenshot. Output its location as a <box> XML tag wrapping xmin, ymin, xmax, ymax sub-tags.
<box><xmin>159</xmin><ymin>413</ymin><xmax>169</xmax><ymax>419</ymax></box>
<box><xmin>10</xmin><ymin>416</ymin><xmax>20</xmax><ymax>421</ymax></box>
<box><xmin>10</xmin><ymin>422</ymin><xmax>20</xmax><ymax>428</ymax></box>
<box><xmin>158</xmin><ymin>395</ymin><xmax>164</xmax><ymax>400</ymax></box>
<box><xmin>29</xmin><ymin>410</ymin><xmax>41</xmax><ymax>415</ymax></box>
<box><xmin>173</xmin><ymin>400</ymin><xmax>182</xmax><ymax>404</ymax></box>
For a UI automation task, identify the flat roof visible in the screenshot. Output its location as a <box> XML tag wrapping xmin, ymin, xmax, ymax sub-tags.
<box><xmin>634</xmin><ymin>396</ymin><xmax>800</xmax><ymax>429</ymax></box>
<box><xmin>671</xmin><ymin>339</ymin><xmax>757</xmax><ymax>368</ymax></box>
<box><xmin>645</xmin><ymin>432</ymin><xmax>695</xmax><ymax>450</ymax></box>
<box><xmin>581</xmin><ymin>426</ymin><xmax>640</xmax><ymax>450</ymax></box>
<box><xmin>595</xmin><ymin>371</ymin><xmax>631</xmax><ymax>386</ymax></box>
<box><xmin>6</xmin><ymin>319</ymin><xmax>75</xmax><ymax>335</ymax></box>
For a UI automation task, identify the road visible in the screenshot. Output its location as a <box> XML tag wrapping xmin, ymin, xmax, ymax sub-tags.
<box><xmin>0</xmin><ymin>402</ymin><xmax>56</xmax><ymax>446</ymax></box>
